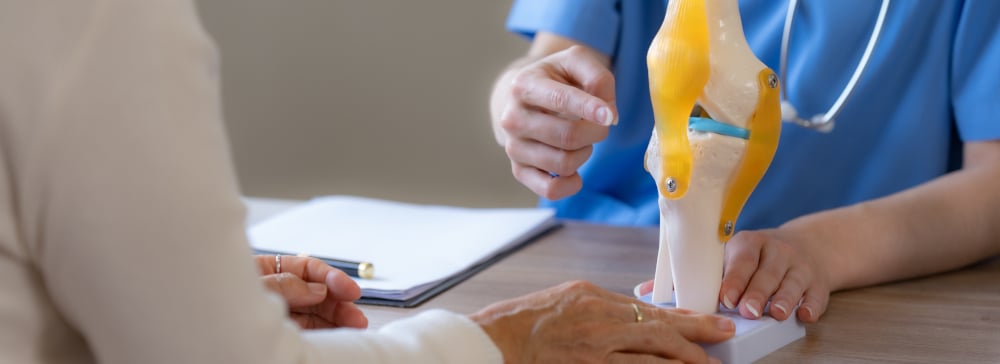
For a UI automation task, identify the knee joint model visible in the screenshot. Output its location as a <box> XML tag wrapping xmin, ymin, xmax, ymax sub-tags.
<box><xmin>645</xmin><ymin>0</ymin><xmax>781</xmax><ymax>313</ymax></box>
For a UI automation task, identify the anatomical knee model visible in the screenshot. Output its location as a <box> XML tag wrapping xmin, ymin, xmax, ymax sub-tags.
<box><xmin>645</xmin><ymin>0</ymin><xmax>781</xmax><ymax>313</ymax></box>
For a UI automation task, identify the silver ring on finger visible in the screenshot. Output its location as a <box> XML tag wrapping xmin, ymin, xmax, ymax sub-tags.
<box><xmin>275</xmin><ymin>254</ymin><xmax>283</xmax><ymax>274</ymax></box>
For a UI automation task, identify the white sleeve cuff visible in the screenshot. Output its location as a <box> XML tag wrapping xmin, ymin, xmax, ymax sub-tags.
<box><xmin>302</xmin><ymin>309</ymin><xmax>503</xmax><ymax>363</ymax></box>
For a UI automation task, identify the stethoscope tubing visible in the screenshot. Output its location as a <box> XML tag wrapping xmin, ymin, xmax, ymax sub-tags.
<box><xmin>780</xmin><ymin>0</ymin><xmax>891</xmax><ymax>132</ymax></box>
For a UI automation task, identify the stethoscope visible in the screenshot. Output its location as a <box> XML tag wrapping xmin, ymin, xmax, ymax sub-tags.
<box><xmin>779</xmin><ymin>0</ymin><xmax>891</xmax><ymax>132</ymax></box>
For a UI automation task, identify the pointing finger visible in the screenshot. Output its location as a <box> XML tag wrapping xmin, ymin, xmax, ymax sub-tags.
<box><xmin>512</xmin><ymin>71</ymin><xmax>615</xmax><ymax>126</ymax></box>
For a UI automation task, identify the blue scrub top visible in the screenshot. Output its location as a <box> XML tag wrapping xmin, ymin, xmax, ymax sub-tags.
<box><xmin>507</xmin><ymin>0</ymin><xmax>1000</xmax><ymax>228</ymax></box>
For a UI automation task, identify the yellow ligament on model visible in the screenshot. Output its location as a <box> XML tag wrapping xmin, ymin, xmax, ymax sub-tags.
<box><xmin>716</xmin><ymin>70</ymin><xmax>781</xmax><ymax>242</ymax></box>
<box><xmin>646</xmin><ymin>0</ymin><xmax>710</xmax><ymax>199</ymax></box>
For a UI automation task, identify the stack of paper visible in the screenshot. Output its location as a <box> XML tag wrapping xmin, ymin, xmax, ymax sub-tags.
<box><xmin>248</xmin><ymin>196</ymin><xmax>558</xmax><ymax>307</ymax></box>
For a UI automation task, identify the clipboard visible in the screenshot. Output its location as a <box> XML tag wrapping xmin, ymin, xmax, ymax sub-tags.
<box><xmin>248</xmin><ymin>195</ymin><xmax>559</xmax><ymax>308</ymax></box>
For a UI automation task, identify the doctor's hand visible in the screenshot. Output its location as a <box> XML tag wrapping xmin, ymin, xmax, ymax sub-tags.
<box><xmin>470</xmin><ymin>280</ymin><xmax>732</xmax><ymax>364</ymax></box>
<box><xmin>490</xmin><ymin>33</ymin><xmax>618</xmax><ymax>200</ymax></box>
<box><xmin>718</xmin><ymin>228</ymin><xmax>832</xmax><ymax>323</ymax></box>
<box><xmin>633</xmin><ymin>227</ymin><xmax>831</xmax><ymax>323</ymax></box>
<box><xmin>255</xmin><ymin>255</ymin><xmax>369</xmax><ymax>329</ymax></box>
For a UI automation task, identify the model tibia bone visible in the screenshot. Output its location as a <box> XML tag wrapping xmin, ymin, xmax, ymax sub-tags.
<box><xmin>645</xmin><ymin>0</ymin><xmax>781</xmax><ymax>313</ymax></box>
<box><xmin>646</xmin><ymin>133</ymin><xmax>745</xmax><ymax>311</ymax></box>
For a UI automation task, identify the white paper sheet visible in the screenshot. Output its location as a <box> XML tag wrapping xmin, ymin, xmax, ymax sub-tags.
<box><xmin>248</xmin><ymin>196</ymin><xmax>556</xmax><ymax>301</ymax></box>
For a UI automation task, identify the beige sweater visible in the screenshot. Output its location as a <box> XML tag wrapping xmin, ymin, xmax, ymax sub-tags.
<box><xmin>0</xmin><ymin>1</ymin><xmax>502</xmax><ymax>363</ymax></box>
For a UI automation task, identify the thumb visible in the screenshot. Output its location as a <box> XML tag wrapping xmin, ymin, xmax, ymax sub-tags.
<box><xmin>261</xmin><ymin>272</ymin><xmax>328</xmax><ymax>307</ymax></box>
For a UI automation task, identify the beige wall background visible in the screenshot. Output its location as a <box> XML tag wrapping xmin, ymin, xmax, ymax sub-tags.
<box><xmin>196</xmin><ymin>1</ymin><xmax>536</xmax><ymax>207</ymax></box>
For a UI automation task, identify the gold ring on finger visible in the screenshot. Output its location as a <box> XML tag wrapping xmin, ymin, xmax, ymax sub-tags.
<box><xmin>631</xmin><ymin>302</ymin><xmax>643</xmax><ymax>323</ymax></box>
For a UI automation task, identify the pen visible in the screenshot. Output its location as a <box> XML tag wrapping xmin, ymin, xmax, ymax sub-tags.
<box><xmin>253</xmin><ymin>249</ymin><xmax>375</xmax><ymax>279</ymax></box>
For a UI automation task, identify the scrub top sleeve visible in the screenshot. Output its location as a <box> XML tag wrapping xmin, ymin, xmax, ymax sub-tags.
<box><xmin>950</xmin><ymin>0</ymin><xmax>1000</xmax><ymax>141</ymax></box>
<box><xmin>505</xmin><ymin>0</ymin><xmax>621</xmax><ymax>56</ymax></box>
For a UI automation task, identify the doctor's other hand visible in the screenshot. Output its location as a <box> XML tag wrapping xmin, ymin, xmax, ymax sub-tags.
<box><xmin>719</xmin><ymin>228</ymin><xmax>832</xmax><ymax>323</ymax></box>
<box><xmin>255</xmin><ymin>255</ymin><xmax>369</xmax><ymax>330</ymax></box>
<box><xmin>632</xmin><ymin>227</ymin><xmax>831</xmax><ymax>323</ymax></box>
<box><xmin>470</xmin><ymin>280</ymin><xmax>733</xmax><ymax>364</ymax></box>
<box><xmin>490</xmin><ymin>40</ymin><xmax>618</xmax><ymax>200</ymax></box>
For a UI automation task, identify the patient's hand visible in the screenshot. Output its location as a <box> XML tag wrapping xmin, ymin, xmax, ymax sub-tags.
<box><xmin>471</xmin><ymin>280</ymin><xmax>733</xmax><ymax>363</ymax></box>
<box><xmin>255</xmin><ymin>255</ymin><xmax>369</xmax><ymax>329</ymax></box>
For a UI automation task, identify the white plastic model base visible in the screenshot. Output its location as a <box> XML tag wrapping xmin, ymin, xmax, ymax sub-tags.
<box><xmin>639</xmin><ymin>293</ymin><xmax>805</xmax><ymax>364</ymax></box>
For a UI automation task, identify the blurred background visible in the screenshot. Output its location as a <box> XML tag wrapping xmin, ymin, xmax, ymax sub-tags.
<box><xmin>197</xmin><ymin>1</ymin><xmax>535</xmax><ymax>207</ymax></box>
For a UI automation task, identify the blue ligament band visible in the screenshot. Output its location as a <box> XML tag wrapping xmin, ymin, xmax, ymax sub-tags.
<box><xmin>688</xmin><ymin>117</ymin><xmax>750</xmax><ymax>140</ymax></box>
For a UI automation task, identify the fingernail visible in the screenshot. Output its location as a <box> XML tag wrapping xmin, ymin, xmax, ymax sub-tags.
<box><xmin>803</xmin><ymin>306</ymin><xmax>815</xmax><ymax>320</ymax></box>
<box><xmin>717</xmin><ymin>318</ymin><xmax>734</xmax><ymax>332</ymax></box>
<box><xmin>308</xmin><ymin>282</ymin><xmax>327</xmax><ymax>295</ymax></box>
<box><xmin>598</xmin><ymin>107</ymin><xmax>614</xmax><ymax>126</ymax></box>
<box><xmin>641</xmin><ymin>281</ymin><xmax>653</xmax><ymax>296</ymax></box>
<box><xmin>745</xmin><ymin>300</ymin><xmax>761</xmax><ymax>318</ymax></box>
<box><xmin>709</xmin><ymin>357</ymin><xmax>722</xmax><ymax>364</ymax></box>
<box><xmin>772</xmin><ymin>302</ymin><xmax>789</xmax><ymax>316</ymax></box>
<box><xmin>723</xmin><ymin>291</ymin><xmax>737</xmax><ymax>309</ymax></box>
<box><xmin>633</xmin><ymin>283</ymin><xmax>643</xmax><ymax>298</ymax></box>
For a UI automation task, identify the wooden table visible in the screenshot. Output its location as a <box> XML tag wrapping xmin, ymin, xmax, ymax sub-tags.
<box><xmin>247</xmin><ymin>199</ymin><xmax>1000</xmax><ymax>363</ymax></box>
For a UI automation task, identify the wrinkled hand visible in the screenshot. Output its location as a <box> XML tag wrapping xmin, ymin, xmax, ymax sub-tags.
<box><xmin>633</xmin><ymin>228</ymin><xmax>831</xmax><ymax>323</ymax></box>
<box><xmin>495</xmin><ymin>46</ymin><xmax>617</xmax><ymax>200</ymax></box>
<box><xmin>255</xmin><ymin>255</ymin><xmax>369</xmax><ymax>329</ymax></box>
<box><xmin>470</xmin><ymin>280</ymin><xmax>733</xmax><ymax>363</ymax></box>
<box><xmin>718</xmin><ymin>229</ymin><xmax>831</xmax><ymax>323</ymax></box>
